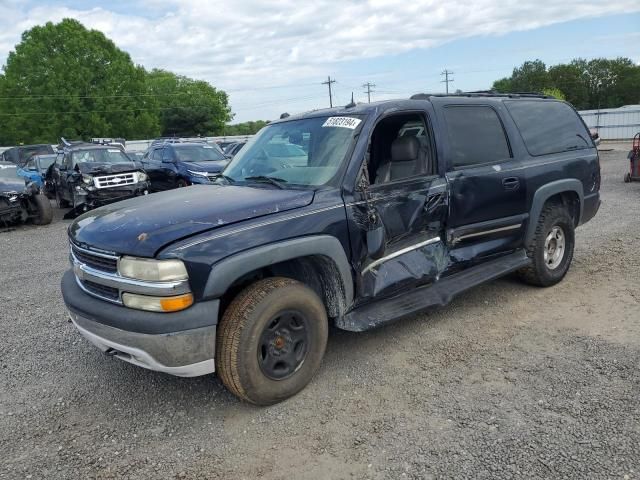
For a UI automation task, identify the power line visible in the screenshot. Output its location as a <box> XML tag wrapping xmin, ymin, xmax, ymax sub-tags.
<box><xmin>441</xmin><ymin>70</ymin><xmax>454</xmax><ymax>94</ymax></box>
<box><xmin>321</xmin><ymin>76</ymin><xmax>336</xmax><ymax>108</ymax></box>
<box><xmin>362</xmin><ymin>82</ymin><xmax>376</xmax><ymax>103</ymax></box>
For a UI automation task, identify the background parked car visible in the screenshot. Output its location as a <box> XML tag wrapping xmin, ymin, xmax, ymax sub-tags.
<box><xmin>142</xmin><ymin>142</ymin><xmax>229</xmax><ymax>191</ymax></box>
<box><xmin>18</xmin><ymin>154</ymin><xmax>57</xmax><ymax>192</ymax></box>
<box><xmin>1</xmin><ymin>144</ymin><xmax>55</xmax><ymax>167</ymax></box>
<box><xmin>126</xmin><ymin>151</ymin><xmax>145</xmax><ymax>161</ymax></box>
<box><xmin>49</xmin><ymin>141</ymin><xmax>149</xmax><ymax>214</ymax></box>
<box><xmin>224</xmin><ymin>142</ymin><xmax>246</xmax><ymax>158</ymax></box>
<box><xmin>0</xmin><ymin>161</ymin><xmax>52</xmax><ymax>225</ymax></box>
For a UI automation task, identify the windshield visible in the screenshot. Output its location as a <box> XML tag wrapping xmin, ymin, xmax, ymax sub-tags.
<box><xmin>174</xmin><ymin>145</ymin><xmax>226</xmax><ymax>162</ymax></box>
<box><xmin>0</xmin><ymin>163</ymin><xmax>20</xmax><ymax>181</ymax></box>
<box><xmin>36</xmin><ymin>155</ymin><xmax>57</xmax><ymax>171</ymax></box>
<box><xmin>224</xmin><ymin>115</ymin><xmax>363</xmax><ymax>187</ymax></box>
<box><xmin>71</xmin><ymin>149</ymin><xmax>131</xmax><ymax>165</ymax></box>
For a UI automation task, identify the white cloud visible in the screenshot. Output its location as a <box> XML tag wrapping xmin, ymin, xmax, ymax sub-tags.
<box><xmin>0</xmin><ymin>0</ymin><xmax>639</xmax><ymax>121</ymax></box>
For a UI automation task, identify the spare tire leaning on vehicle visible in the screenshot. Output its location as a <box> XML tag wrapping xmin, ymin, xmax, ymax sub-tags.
<box><xmin>31</xmin><ymin>193</ymin><xmax>53</xmax><ymax>225</ymax></box>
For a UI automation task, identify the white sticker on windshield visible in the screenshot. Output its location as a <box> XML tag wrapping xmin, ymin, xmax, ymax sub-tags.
<box><xmin>108</xmin><ymin>149</ymin><xmax>121</xmax><ymax>153</ymax></box>
<box><xmin>322</xmin><ymin>117</ymin><xmax>362</xmax><ymax>129</ymax></box>
<box><xmin>203</xmin><ymin>146</ymin><xmax>214</xmax><ymax>149</ymax></box>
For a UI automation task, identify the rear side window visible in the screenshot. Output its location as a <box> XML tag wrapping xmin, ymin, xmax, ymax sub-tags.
<box><xmin>505</xmin><ymin>101</ymin><xmax>591</xmax><ymax>156</ymax></box>
<box><xmin>443</xmin><ymin>106</ymin><xmax>511</xmax><ymax>168</ymax></box>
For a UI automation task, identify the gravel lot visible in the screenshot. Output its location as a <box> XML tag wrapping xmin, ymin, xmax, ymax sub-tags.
<box><xmin>1</xmin><ymin>148</ymin><xmax>639</xmax><ymax>480</ymax></box>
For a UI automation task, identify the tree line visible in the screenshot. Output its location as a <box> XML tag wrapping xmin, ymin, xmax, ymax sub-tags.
<box><xmin>0</xmin><ymin>19</ymin><xmax>267</xmax><ymax>146</ymax></box>
<box><xmin>492</xmin><ymin>58</ymin><xmax>640</xmax><ymax>110</ymax></box>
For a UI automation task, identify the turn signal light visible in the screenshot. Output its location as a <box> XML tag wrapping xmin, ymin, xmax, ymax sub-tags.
<box><xmin>122</xmin><ymin>293</ymin><xmax>194</xmax><ymax>312</ymax></box>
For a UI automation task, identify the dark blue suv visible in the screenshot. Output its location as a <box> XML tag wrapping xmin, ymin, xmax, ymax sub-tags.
<box><xmin>142</xmin><ymin>142</ymin><xmax>229</xmax><ymax>191</ymax></box>
<box><xmin>62</xmin><ymin>93</ymin><xmax>600</xmax><ymax>405</ymax></box>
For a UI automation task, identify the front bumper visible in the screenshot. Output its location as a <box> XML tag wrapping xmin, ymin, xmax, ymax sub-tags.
<box><xmin>69</xmin><ymin>311</ymin><xmax>216</xmax><ymax>377</ymax></box>
<box><xmin>62</xmin><ymin>269</ymin><xmax>219</xmax><ymax>377</ymax></box>
<box><xmin>82</xmin><ymin>181</ymin><xmax>150</xmax><ymax>207</ymax></box>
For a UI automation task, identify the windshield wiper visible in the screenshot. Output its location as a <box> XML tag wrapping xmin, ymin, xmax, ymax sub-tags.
<box><xmin>244</xmin><ymin>175</ymin><xmax>287</xmax><ymax>189</ymax></box>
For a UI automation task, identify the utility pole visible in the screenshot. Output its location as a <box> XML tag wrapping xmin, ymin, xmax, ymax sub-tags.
<box><xmin>362</xmin><ymin>82</ymin><xmax>376</xmax><ymax>103</ymax></box>
<box><xmin>441</xmin><ymin>70</ymin><xmax>454</xmax><ymax>94</ymax></box>
<box><xmin>322</xmin><ymin>76</ymin><xmax>336</xmax><ymax>107</ymax></box>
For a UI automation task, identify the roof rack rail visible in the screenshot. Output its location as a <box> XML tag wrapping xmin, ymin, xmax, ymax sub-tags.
<box><xmin>410</xmin><ymin>91</ymin><xmax>551</xmax><ymax>100</ymax></box>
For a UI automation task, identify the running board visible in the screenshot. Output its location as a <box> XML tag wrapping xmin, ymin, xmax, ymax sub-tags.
<box><xmin>339</xmin><ymin>250</ymin><xmax>531</xmax><ymax>332</ymax></box>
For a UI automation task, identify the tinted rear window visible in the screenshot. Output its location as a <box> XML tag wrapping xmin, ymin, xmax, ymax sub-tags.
<box><xmin>443</xmin><ymin>106</ymin><xmax>511</xmax><ymax>168</ymax></box>
<box><xmin>505</xmin><ymin>101</ymin><xmax>591</xmax><ymax>156</ymax></box>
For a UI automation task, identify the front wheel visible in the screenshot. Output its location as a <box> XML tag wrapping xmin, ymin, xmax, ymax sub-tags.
<box><xmin>31</xmin><ymin>193</ymin><xmax>53</xmax><ymax>225</ymax></box>
<box><xmin>216</xmin><ymin>277</ymin><xmax>328</xmax><ymax>405</ymax></box>
<box><xmin>518</xmin><ymin>204</ymin><xmax>575</xmax><ymax>287</ymax></box>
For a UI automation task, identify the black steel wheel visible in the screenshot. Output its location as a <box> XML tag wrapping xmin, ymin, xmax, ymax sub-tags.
<box><xmin>216</xmin><ymin>277</ymin><xmax>328</xmax><ymax>405</ymax></box>
<box><xmin>258</xmin><ymin>310</ymin><xmax>310</xmax><ymax>380</ymax></box>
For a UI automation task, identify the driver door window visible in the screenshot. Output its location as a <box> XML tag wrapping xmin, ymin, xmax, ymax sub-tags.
<box><xmin>369</xmin><ymin>113</ymin><xmax>435</xmax><ymax>185</ymax></box>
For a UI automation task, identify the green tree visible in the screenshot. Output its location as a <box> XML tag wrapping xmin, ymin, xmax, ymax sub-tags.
<box><xmin>224</xmin><ymin>120</ymin><xmax>269</xmax><ymax>136</ymax></box>
<box><xmin>492</xmin><ymin>57</ymin><xmax>640</xmax><ymax>110</ymax></box>
<box><xmin>542</xmin><ymin>87</ymin><xmax>566</xmax><ymax>100</ymax></box>
<box><xmin>0</xmin><ymin>19</ymin><xmax>160</xmax><ymax>145</ymax></box>
<box><xmin>146</xmin><ymin>69</ymin><xmax>232</xmax><ymax>137</ymax></box>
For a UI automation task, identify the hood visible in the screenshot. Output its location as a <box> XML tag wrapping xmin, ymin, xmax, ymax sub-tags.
<box><xmin>69</xmin><ymin>185</ymin><xmax>314</xmax><ymax>257</ymax></box>
<box><xmin>76</xmin><ymin>162</ymin><xmax>142</xmax><ymax>175</ymax></box>
<box><xmin>0</xmin><ymin>178</ymin><xmax>26</xmax><ymax>193</ymax></box>
<box><xmin>182</xmin><ymin>160</ymin><xmax>229</xmax><ymax>173</ymax></box>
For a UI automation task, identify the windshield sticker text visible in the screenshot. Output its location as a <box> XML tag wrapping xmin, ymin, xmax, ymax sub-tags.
<box><xmin>322</xmin><ymin>117</ymin><xmax>362</xmax><ymax>129</ymax></box>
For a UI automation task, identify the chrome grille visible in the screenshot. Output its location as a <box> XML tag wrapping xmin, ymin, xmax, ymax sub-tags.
<box><xmin>71</xmin><ymin>244</ymin><xmax>118</xmax><ymax>273</ymax></box>
<box><xmin>94</xmin><ymin>172</ymin><xmax>137</xmax><ymax>189</ymax></box>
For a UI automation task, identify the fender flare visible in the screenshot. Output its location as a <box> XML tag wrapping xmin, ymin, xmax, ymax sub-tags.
<box><xmin>202</xmin><ymin>235</ymin><xmax>354</xmax><ymax>308</ymax></box>
<box><xmin>526</xmin><ymin>179</ymin><xmax>584</xmax><ymax>245</ymax></box>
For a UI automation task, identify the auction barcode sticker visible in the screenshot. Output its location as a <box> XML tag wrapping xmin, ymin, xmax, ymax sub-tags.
<box><xmin>322</xmin><ymin>117</ymin><xmax>362</xmax><ymax>129</ymax></box>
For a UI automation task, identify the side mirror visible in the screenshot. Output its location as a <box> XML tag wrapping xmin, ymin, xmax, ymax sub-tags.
<box><xmin>366</xmin><ymin>224</ymin><xmax>386</xmax><ymax>260</ymax></box>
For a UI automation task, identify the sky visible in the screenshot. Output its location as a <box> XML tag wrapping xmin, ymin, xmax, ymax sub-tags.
<box><xmin>0</xmin><ymin>0</ymin><xmax>639</xmax><ymax>123</ymax></box>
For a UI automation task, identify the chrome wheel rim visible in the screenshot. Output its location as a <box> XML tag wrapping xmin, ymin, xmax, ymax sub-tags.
<box><xmin>544</xmin><ymin>226</ymin><xmax>565</xmax><ymax>270</ymax></box>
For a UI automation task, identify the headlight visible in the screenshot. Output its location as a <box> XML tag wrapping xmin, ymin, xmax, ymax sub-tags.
<box><xmin>137</xmin><ymin>171</ymin><xmax>148</xmax><ymax>182</ymax></box>
<box><xmin>82</xmin><ymin>174</ymin><xmax>93</xmax><ymax>185</ymax></box>
<box><xmin>122</xmin><ymin>292</ymin><xmax>193</xmax><ymax>312</ymax></box>
<box><xmin>187</xmin><ymin>170</ymin><xmax>209</xmax><ymax>178</ymax></box>
<box><xmin>118</xmin><ymin>257</ymin><xmax>188</xmax><ymax>281</ymax></box>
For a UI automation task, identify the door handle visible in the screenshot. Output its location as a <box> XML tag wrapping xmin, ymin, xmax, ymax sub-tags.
<box><xmin>502</xmin><ymin>177</ymin><xmax>520</xmax><ymax>191</ymax></box>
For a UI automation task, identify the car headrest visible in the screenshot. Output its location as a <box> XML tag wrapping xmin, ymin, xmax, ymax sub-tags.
<box><xmin>391</xmin><ymin>136</ymin><xmax>419</xmax><ymax>162</ymax></box>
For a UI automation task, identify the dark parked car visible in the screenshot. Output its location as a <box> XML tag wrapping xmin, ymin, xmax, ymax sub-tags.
<box><xmin>0</xmin><ymin>161</ymin><xmax>52</xmax><ymax>225</ymax></box>
<box><xmin>48</xmin><ymin>141</ymin><xmax>149</xmax><ymax>214</ymax></box>
<box><xmin>127</xmin><ymin>151</ymin><xmax>145</xmax><ymax>162</ymax></box>
<box><xmin>141</xmin><ymin>142</ymin><xmax>229</xmax><ymax>190</ymax></box>
<box><xmin>1</xmin><ymin>144</ymin><xmax>55</xmax><ymax>167</ymax></box>
<box><xmin>62</xmin><ymin>93</ymin><xmax>600</xmax><ymax>405</ymax></box>
<box><xmin>224</xmin><ymin>142</ymin><xmax>246</xmax><ymax>158</ymax></box>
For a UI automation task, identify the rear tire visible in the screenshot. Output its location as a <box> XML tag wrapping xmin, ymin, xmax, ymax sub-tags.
<box><xmin>31</xmin><ymin>193</ymin><xmax>53</xmax><ymax>225</ymax></box>
<box><xmin>518</xmin><ymin>204</ymin><xmax>575</xmax><ymax>287</ymax></box>
<box><xmin>216</xmin><ymin>277</ymin><xmax>328</xmax><ymax>405</ymax></box>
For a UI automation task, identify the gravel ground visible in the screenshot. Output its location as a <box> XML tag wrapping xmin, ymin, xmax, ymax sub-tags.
<box><xmin>1</xmin><ymin>149</ymin><xmax>639</xmax><ymax>480</ymax></box>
